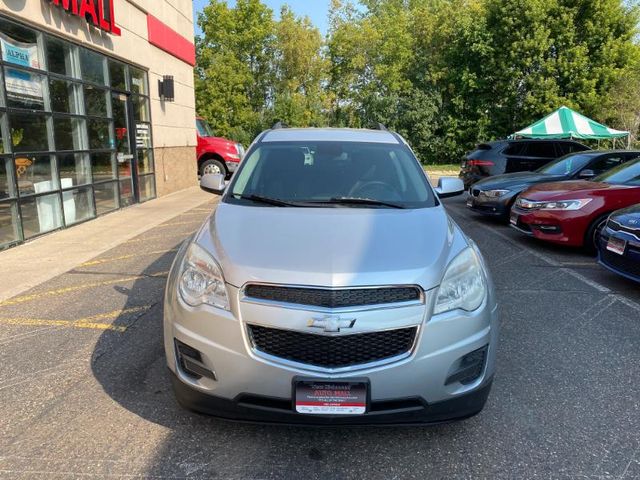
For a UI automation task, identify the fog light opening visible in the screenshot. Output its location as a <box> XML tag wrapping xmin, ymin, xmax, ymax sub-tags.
<box><xmin>535</xmin><ymin>224</ymin><xmax>562</xmax><ymax>234</ymax></box>
<box><xmin>445</xmin><ymin>345</ymin><xmax>488</xmax><ymax>386</ymax></box>
<box><xmin>175</xmin><ymin>339</ymin><xmax>216</xmax><ymax>381</ymax></box>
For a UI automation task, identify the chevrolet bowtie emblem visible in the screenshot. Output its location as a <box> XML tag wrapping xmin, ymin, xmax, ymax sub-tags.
<box><xmin>308</xmin><ymin>315</ymin><xmax>356</xmax><ymax>333</ymax></box>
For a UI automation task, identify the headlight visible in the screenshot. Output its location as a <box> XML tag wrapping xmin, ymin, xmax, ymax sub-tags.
<box><xmin>434</xmin><ymin>247</ymin><xmax>487</xmax><ymax>315</ymax></box>
<box><xmin>539</xmin><ymin>199</ymin><xmax>592</xmax><ymax>210</ymax></box>
<box><xmin>179</xmin><ymin>243</ymin><xmax>230</xmax><ymax>310</ymax></box>
<box><xmin>518</xmin><ymin>198</ymin><xmax>592</xmax><ymax>211</ymax></box>
<box><xmin>480</xmin><ymin>189</ymin><xmax>510</xmax><ymax>198</ymax></box>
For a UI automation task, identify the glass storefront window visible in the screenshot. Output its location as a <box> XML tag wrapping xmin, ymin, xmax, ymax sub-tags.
<box><xmin>4</xmin><ymin>67</ymin><xmax>46</xmax><ymax>110</ymax></box>
<box><xmin>109</xmin><ymin>60</ymin><xmax>126</xmax><ymax>91</ymax></box>
<box><xmin>50</xmin><ymin>78</ymin><xmax>81</xmax><ymax>114</ymax></box>
<box><xmin>1</xmin><ymin>155</ymin><xmax>14</xmax><ymax>199</ymax></box>
<box><xmin>94</xmin><ymin>181</ymin><xmax>118</xmax><ymax>215</ymax></box>
<box><xmin>80</xmin><ymin>48</ymin><xmax>106</xmax><ymax>85</ymax></box>
<box><xmin>87</xmin><ymin>118</ymin><xmax>112</xmax><ymax>149</ymax></box>
<box><xmin>91</xmin><ymin>152</ymin><xmax>116</xmax><ymax>181</ymax></box>
<box><xmin>16</xmin><ymin>154</ymin><xmax>57</xmax><ymax>196</ymax></box>
<box><xmin>53</xmin><ymin>116</ymin><xmax>85</xmax><ymax>151</ymax></box>
<box><xmin>138</xmin><ymin>174</ymin><xmax>155</xmax><ymax>201</ymax></box>
<box><xmin>119</xmin><ymin>177</ymin><xmax>135</xmax><ymax>207</ymax></box>
<box><xmin>0</xmin><ymin>112</ymin><xmax>9</xmax><ymax>154</ymax></box>
<box><xmin>0</xmin><ymin>200</ymin><xmax>20</xmax><ymax>246</ymax></box>
<box><xmin>0</xmin><ymin>20</ymin><xmax>41</xmax><ymax>70</ymax></box>
<box><xmin>84</xmin><ymin>85</ymin><xmax>109</xmax><ymax>117</ymax></box>
<box><xmin>0</xmin><ymin>16</ymin><xmax>155</xmax><ymax>248</ymax></box>
<box><xmin>63</xmin><ymin>186</ymin><xmax>94</xmax><ymax>226</ymax></box>
<box><xmin>45</xmin><ymin>36</ymin><xmax>76</xmax><ymax>77</ymax></box>
<box><xmin>9</xmin><ymin>112</ymin><xmax>50</xmax><ymax>152</ymax></box>
<box><xmin>129</xmin><ymin>67</ymin><xmax>147</xmax><ymax>95</ymax></box>
<box><xmin>132</xmin><ymin>95</ymin><xmax>149</xmax><ymax>122</ymax></box>
<box><xmin>20</xmin><ymin>193</ymin><xmax>63</xmax><ymax>238</ymax></box>
<box><xmin>59</xmin><ymin>152</ymin><xmax>91</xmax><ymax>187</ymax></box>
<box><xmin>137</xmin><ymin>149</ymin><xmax>154</xmax><ymax>175</ymax></box>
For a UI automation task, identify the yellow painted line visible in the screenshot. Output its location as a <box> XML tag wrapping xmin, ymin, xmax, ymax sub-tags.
<box><xmin>0</xmin><ymin>272</ymin><xmax>168</xmax><ymax>307</ymax></box>
<box><xmin>125</xmin><ymin>232</ymin><xmax>195</xmax><ymax>244</ymax></box>
<box><xmin>0</xmin><ymin>306</ymin><xmax>152</xmax><ymax>332</ymax></box>
<box><xmin>155</xmin><ymin>221</ymin><xmax>202</xmax><ymax>228</ymax></box>
<box><xmin>80</xmin><ymin>249</ymin><xmax>178</xmax><ymax>267</ymax></box>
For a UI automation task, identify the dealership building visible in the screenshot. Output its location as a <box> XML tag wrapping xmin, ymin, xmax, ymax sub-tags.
<box><xmin>0</xmin><ymin>0</ymin><xmax>198</xmax><ymax>250</ymax></box>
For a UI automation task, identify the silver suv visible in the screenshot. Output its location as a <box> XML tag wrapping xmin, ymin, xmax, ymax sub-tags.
<box><xmin>164</xmin><ymin>127</ymin><xmax>499</xmax><ymax>425</ymax></box>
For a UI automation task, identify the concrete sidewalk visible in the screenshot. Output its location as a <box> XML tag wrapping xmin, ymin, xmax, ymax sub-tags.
<box><xmin>0</xmin><ymin>187</ymin><xmax>214</xmax><ymax>303</ymax></box>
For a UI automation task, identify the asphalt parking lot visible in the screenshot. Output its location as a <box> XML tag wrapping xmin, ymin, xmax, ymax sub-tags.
<box><xmin>1</xmin><ymin>194</ymin><xmax>640</xmax><ymax>479</ymax></box>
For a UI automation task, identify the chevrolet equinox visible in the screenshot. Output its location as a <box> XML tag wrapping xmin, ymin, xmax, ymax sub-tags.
<box><xmin>163</xmin><ymin>127</ymin><xmax>499</xmax><ymax>425</ymax></box>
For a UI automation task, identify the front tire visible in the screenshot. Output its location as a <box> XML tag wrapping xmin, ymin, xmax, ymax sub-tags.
<box><xmin>200</xmin><ymin>158</ymin><xmax>227</xmax><ymax>177</ymax></box>
<box><xmin>584</xmin><ymin>213</ymin><xmax>609</xmax><ymax>254</ymax></box>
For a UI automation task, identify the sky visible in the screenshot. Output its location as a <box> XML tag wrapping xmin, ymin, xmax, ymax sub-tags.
<box><xmin>192</xmin><ymin>0</ymin><xmax>332</xmax><ymax>36</ymax></box>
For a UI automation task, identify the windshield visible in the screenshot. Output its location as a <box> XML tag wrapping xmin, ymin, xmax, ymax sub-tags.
<box><xmin>593</xmin><ymin>158</ymin><xmax>640</xmax><ymax>185</ymax></box>
<box><xmin>196</xmin><ymin>119</ymin><xmax>214</xmax><ymax>137</ymax></box>
<box><xmin>537</xmin><ymin>153</ymin><xmax>593</xmax><ymax>175</ymax></box>
<box><xmin>226</xmin><ymin>141</ymin><xmax>435</xmax><ymax>208</ymax></box>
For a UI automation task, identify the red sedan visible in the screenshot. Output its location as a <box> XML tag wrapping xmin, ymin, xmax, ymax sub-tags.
<box><xmin>509</xmin><ymin>158</ymin><xmax>640</xmax><ymax>250</ymax></box>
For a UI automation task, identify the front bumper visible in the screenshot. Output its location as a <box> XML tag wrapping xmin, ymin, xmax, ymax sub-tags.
<box><xmin>164</xmin><ymin>250</ymin><xmax>499</xmax><ymax>424</ymax></box>
<box><xmin>466</xmin><ymin>192</ymin><xmax>515</xmax><ymax>218</ymax></box>
<box><xmin>169</xmin><ymin>369</ymin><xmax>493</xmax><ymax>425</ymax></box>
<box><xmin>226</xmin><ymin>160</ymin><xmax>239</xmax><ymax>173</ymax></box>
<box><xmin>597</xmin><ymin>228</ymin><xmax>640</xmax><ymax>283</ymax></box>
<box><xmin>509</xmin><ymin>207</ymin><xmax>587</xmax><ymax>247</ymax></box>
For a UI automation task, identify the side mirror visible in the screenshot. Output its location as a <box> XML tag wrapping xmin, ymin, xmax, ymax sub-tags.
<box><xmin>578</xmin><ymin>169</ymin><xmax>595</xmax><ymax>179</ymax></box>
<box><xmin>200</xmin><ymin>173</ymin><xmax>226</xmax><ymax>195</ymax></box>
<box><xmin>435</xmin><ymin>176</ymin><xmax>465</xmax><ymax>199</ymax></box>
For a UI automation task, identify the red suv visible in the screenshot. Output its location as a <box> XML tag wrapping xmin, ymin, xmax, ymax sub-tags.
<box><xmin>509</xmin><ymin>158</ymin><xmax>640</xmax><ymax>251</ymax></box>
<box><xmin>196</xmin><ymin>117</ymin><xmax>244</xmax><ymax>177</ymax></box>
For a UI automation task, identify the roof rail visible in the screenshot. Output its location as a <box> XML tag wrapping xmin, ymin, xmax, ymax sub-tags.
<box><xmin>271</xmin><ymin>121</ymin><xmax>289</xmax><ymax>129</ymax></box>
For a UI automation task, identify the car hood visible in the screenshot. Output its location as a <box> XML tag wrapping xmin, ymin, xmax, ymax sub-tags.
<box><xmin>473</xmin><ymin>172</ymin><xmax>564</xmax><ymax>191</ymax></box>
<box><xmin>195</xmin><ymin>203</ymin><xmax>469</xmax><ymax>290</ymax></box>
<box><xmin>610</xmin><ymin>204</ymin><xmax>640</xmax><ymax>229</ymax></box>
<box><xmin>520</xmin><ymin>180</ymin><xmax>618</xmax><ymax>200</ymax></box>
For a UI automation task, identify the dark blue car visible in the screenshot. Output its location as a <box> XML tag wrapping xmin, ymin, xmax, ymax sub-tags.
<box><xmin>598</xmin><ymin>205</ymin><xmax>640</xmax><ymax>283</ymax></box>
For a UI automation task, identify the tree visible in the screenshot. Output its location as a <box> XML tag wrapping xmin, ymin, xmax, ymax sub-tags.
<box><xmin>195</xmin><ymin>0</ymin><xmax>276</xmax><ymax>144</ymax></box>
<box><xmin>272</xmin><ymin>6</ymin><xmax>329</xmax><ymax>127</ymax></box>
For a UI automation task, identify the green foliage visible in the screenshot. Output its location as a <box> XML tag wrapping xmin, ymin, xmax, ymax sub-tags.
<box><xmin>195</xmin><ymin>0</ymin><xmax>640</xmax><ymax>163</ymax></box>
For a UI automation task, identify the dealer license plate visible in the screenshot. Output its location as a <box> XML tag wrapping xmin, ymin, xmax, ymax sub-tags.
<box><xmin>510</xmin><ymin>212</ymin><xmax>519</xmax><ymax>226</ymax></box>
<box><xmin>294</xmin><ymin>380</ymin><xmax>368</xmax><ymax>415</ymax></box>
<box><xmin>606</xmin><ymin>237</ymin><xmax>627</xmax><ymax>256</ymax></box>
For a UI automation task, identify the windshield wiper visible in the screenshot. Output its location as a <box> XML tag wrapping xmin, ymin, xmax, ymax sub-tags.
<box><xmin>308</xmin><ymin>197</ymin><xmax>406</xmax><ymax>209</ymax></box>
<box><xmin>233</xmin><ymin>194</ymin><xmax>303</xmax><ymax>207</ymax></box>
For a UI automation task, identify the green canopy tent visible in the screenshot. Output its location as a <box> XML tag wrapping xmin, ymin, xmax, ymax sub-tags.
<box><xmin>511</xmin><ymin>106</ymin><xmax>629</xmax><ymax>147</ymax></box>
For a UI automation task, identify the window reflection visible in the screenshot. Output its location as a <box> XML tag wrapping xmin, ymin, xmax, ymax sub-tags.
<box><xmin>15</xmin><ymin>154</ymin><xmax>57</xmax><ymax>196</ymax></box>
<box><xmin>50</xmin><ymin>79</ymin><xmax>81</xmax><ymax>114</ymax></box>
<box><xmin>63</xmin><ymin>187</ymin><xmax>95</xmax><ymax>226</ymax></box>
<box><xmin>0</xmin><ymin>200</ymin><xmax>20</xmax><ymax>246</ymax></box>
<box><xmin>80</xmin><ymin>48</ymin><xmax>106</xmax><ymax>85</ymax></box>
<box><xmin>9</xmin><ymin>112</ymin><xmax>50</xmax><ymax>152</ymax></box>
<box><xmin>20</xmin><ymin>193</ymin><xmax>63</xmax><ymax>238</ymax></box>
<box><xmin>58</xmin><ymin>153</ymin><xmax>91</xmax><ymax>186</ymax></box>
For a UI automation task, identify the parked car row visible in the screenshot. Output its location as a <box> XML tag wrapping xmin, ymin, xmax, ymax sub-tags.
<box><xmin>463</xmin><ymin>140</ymin><xmax>640</xmax><ymax>284</ymax></box>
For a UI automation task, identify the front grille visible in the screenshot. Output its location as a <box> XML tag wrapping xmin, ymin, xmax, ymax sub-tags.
<box><xmin>608</xmin><ymin>220</ymin><xmax>640</xmax><ymax>240</ymax></box>
<box><xmin>244</xmin><ymin>284</ymin><xmax>421</xmax><ymax>309</ymax></box>
<box><xmin>600</xmin><ymin>247</ymin><xmax>640</xmax><ymax>278</ymax></box>
<box><xmin>248</xmin><ymin>325</ymin><xmax>417</xmax><ymax>369</ymax></box>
